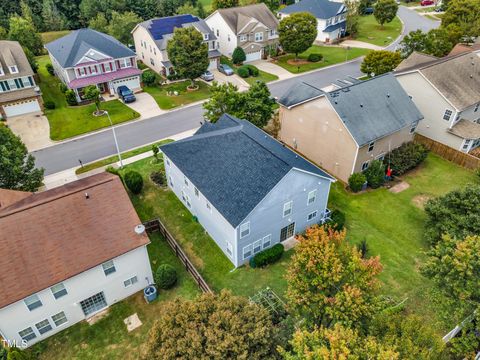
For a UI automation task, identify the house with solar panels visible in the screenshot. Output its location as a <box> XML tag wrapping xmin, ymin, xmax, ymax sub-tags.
<box><xmin>161</xmin><ymin>114</ymin><xmax>335</xmax><ymax>267</ymax></box>
<box><xmin>132</xmin><ymin>14</ymin><xmax>221</xmax><ymax>76</ymax></box>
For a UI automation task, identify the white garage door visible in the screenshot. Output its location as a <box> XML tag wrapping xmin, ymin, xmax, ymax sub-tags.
<box><xmin>245</xmin><ymin>51</ymin><xmax>261</xmax><ymax>63</ymax></box>
<box><xmin>208</xmin><ymin>58</ymin><xmax>218</xmax><ymax>70</ymax></box>
<box><xmin>112</xmin><ymin>76</ymin><xmax>140</xmax><ymax>92</ymax></box>
<box><xmin>3</xmin><ymin>99</ymin><xmax>41</xmax><ymax>118</ymax></box>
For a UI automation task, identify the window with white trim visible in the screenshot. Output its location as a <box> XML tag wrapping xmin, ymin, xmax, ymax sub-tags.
<box><xmin>226</xmin><ymin>241</ymin><xmax>233</xmax><ymax>256</ymax></box>
<box><xmin>216</xmin><ymin>29</ymin><xmax>219</xmax><ymax>36</ymax></box>
<box><xmin>253</xmin><ymin>240</ymin><xmax>262</xmax><ymax>254</ymax></box>
<box><xmin>243</xmin><ymin>244</ymin><xmax>253</xmax><ymax>259</ymax></box>
<box><xmin>240</xmin><ymin>34</ymin><xmax>247</xmax><ymax>42</ymax></box>
<box><xmin>52</xmin><ymin>311</ymin><xmax>68</xmax><ymax>326</ymax></box>
<box><xmin>307</xmin><ymin>190</ymin><xmax>317</xmax><ymax>205</ymax></box>
<box><xmin>124</xmin><ymin>276</ymin><xmax>138</xmax><ymax>287</ymax></box>
<box><xmin>263</xmin><ymin>234</ymin><xmax>271</xmax><ymax>248</ymax></box>
<box><xmin>462</xmin><ymin>139</ymin><xmax>471</xmax><ymax>151</ymax></box>
<box><xmin>169</xmin><ymin>176</ymin><xmax>174</xmax><ymax>187</ymax></box>
<box><xmin>9</xmin><ymin>65</ymin><xmax>18</xmax><ymax>74</ymax></box>
<box><xmin>475</xmin><ymin>103</ymin><xmax>479</xmax><ymax>113</ymax></box>
<box><xmin>203</xmin><ymin>33</ymin><xmax>209</xmax><ymax>40</ymax></box>
<box><xmin>283</xmin><ymin>201</ymin><xmax>293</xmax><ymax>217</ymax></box>
<box><xmin>206</xmin><ymin>201</ymin><xmax>212</xmax><ymax>212</ymax></box>
<box><xmin>102</xmin><ymin>260</ymin><xmax>116</xmax><ymax>276</ymax></box>
<box><xmin>194</xmin><ymin>187</ymin><xmax>199</xmax><ymax>197</ymax></box>
<box><xmin>240</xmin><ymin>222</ymin><xmax>250</xmax><ymax>238</ymax></box>
<box><xmin>24</xmin><ymin>294</ymin><xmax>42</xmax><ymax>311</ymax></box>
<box><xmin>51</xmin><ymin>283</ymin><xmax>67</xmax><ymax>299</ymax></box>
<box><xmin>104</xmin><ymin>62</ymin><xmax>112</xmax><ymax>72</ymax></box>
<box><xmin>410</xmin><ymin>122</ymin><xmax>418</xmax><ymax>134</ymax></box>
<box><xmin>19</xmin><ymin>327</ymin><xmax>36</xmax><ymax>341</ymax></box>
<box><xmin>307</xmin><ymin>211</ymin><xmax>318</xmax><ymax>221</ymax></box>
<box><xmin>184</xmin><ymin>177</ymin><xmax>189</xmax><ymax>186</ymax></box>
<box><xmin>361</xmin><ymin>161</ymin><xmax>370</xmax><ymax>171</ymax></box>
<box><xmin>269</xmin><ymin>29</ymin><xmax>276</xmax><ymax>37</ymax></box>
<box><xmin>443</xmin><ymin>109</ymin><xmax>453</xmax><ymax>121</ymax></box>
<box><xmin>35</xmin><ymin>319</ymin><xmax>52</xmax><ymax>335</ymax></box>
<box><xmin>375</xmin><ymin>153</ymin><xmax>385</xmax><ymax>161</ymax></box>
<box><xmin>367</xmin><ymin>141</ymin><xmax>375</xmax><ymax>152</ymax></box>
<box><xmin>166</xmin><ymin>159</ymin><xmax>170</xmax><ymax>166</ymax></box>
<box><xmin>255</xmin><ymin>32</ymin><xmax>263</xmax><ymax>41</ymax></box>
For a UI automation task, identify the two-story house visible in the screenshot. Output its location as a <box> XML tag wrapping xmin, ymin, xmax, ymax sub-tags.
<box><xmin>278</xmin><ymin>0</ymin><xmax>347</xmax><ymax>43</ymax></box>
<box><xmin>0</xmin><ymin>173</ymin><xmax>153</xmax><ymax>347</ymax></box>
<box><xmin>45</xmin><ymin>29</ymin><xmax>142</xmax><ymax>102</ymax></box>
<box><xmin>161</xmin><ymin>114</ymin><xmax>335</xmax><ymax>267</ymax></box>
<box><xmin>395</xmin><ymin>52</ymin><xmax>480</xmax><ymax>153</ymax></box>
<box><xmin>205</xmin><ymin>4</ymin><xmax>279</xmax><ymax>62</ymax></box>
<box><xmin>132</xmin><ymin>14</ymin><xmax>221</xmax><ymax>76</ymax></box>
<box><xmin>278</xmin><ymin>74</ymin><xmax>424</xmax><ymax>183</ymax></box>
<box><xmin>0</xmin><ymin>41</ymin><xmax>42</xmax><ymax>119</ymax></box>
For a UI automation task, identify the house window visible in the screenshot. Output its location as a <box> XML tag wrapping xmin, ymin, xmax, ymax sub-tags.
<box><xmin>475</xmin><ymin>103</ymin><xmax>479</xmax><ymax>112</ymax></box>
<box><xmin>123</xmin><ymin>276</ymin><xmax>138</xmax><ymax>287</ymax></box>
<box><xmin>24</xmin><ymin>294</ymin><xmax>42</xmax><ymax>311</ymax></box>
<box><xmin>52</xmin><ymin>311</ymin><xmax>68</xmax><ymax>327</ymax></box>
<box><xmin>263</xmin><ymin>234</ymin><xmax>271</xmax><ymax>248</ymax></box>
<box><xmin>326</xmin><ymin>18</ymin><xmax>332</xmax><ymax>26</ymax></box>
<box><xmin>104</xmin><ymin>62</ymin><xmax>112</xmax><ymax>72</ymax></box>
<box><xmin>226</xmin><ymin>241</ymin><xmax>233</xmax><ymax>256</ymax></box>
<box><xmin>9</xmin><ymin>65</ymin><xmax>18</xmax><ymax>74</ymax></box>
<box><xmin>410</xmin><ymin>122</ymin><xmax>418</xmax><ymax>134</ymax></box>
<box><xmin>206</xmin><ymin>201</ymin><xmax>212</xmax><ymax>212</ymax></box>
<box><xmin>90</xmin><ymin>66</ymin><xmax>98</xmax><ymax>74</ymax></box>
<box><xmin>166</xmin><ymin>159</ymin><xmax>170</xmax><ymax>166</ymax></box>
<box><xmin>283</xmin><ymin>201</ymin><xmax>293</xmax><ymax>217</ymax></box>
<box><xmin>19</xmin><ymin>327</ymin><xmax>36</xmax><ymax>341</ymax></box>
<box><xmin>255</xmin><ymin>32</ymin><xmax>263</xmax><ymax>41</ymax></box>
<box><xmin>120</xmin><ymin>58</ymin><xmax>131</xmax><ymax>68</ymax></box>
<box><xmin>240</xmin><ymin>222</ymin><xmax>250</xmax><ymax>238</ymax></box>
<box><xmin>150</xmin><ymin>58</ymin><xmax>155</xmax><ymax>66</ymax></box>
<box><xmin>185</xmin><ymin>195</ymin><xmax>191</xmax><ymax>208</ymax></box>
<box><xmin>462</xmin><ymin>139</ymin><xmax>471</xmax><ymax>151</ymax></box>
<box><xmin>216</xmin><ymin>29</ymin><xmax>219</xmax><ymax>36</ymax></box>
<box><xmin>169</xmin><ymin>176</ymin><xmax>174</xmax><ymax>187</ymax></box>
<box><xmin>376</xmin><ymin>153</ymin><xmax>385</xmax><ymax>161</ymax></box>
<box><xmin>203</xmin><ymin>33</ymin><xmax>209</xmax><ymax>40</ymax></box>
<box><xmin>361</xmin><ymin>161</ymin><xmax>370</xmax><ymax>171</ymax></box>
<box><xmin>35</xmin><ymin>319</ymin><xmax>52</xmax><ymax>335</ymax></box>
<box><xmin>253</xmin><ymin>240</ymin><xmax>262</xmax><ymax>254</ymax></box>
<box><xmin>184</xmin><ymin>177</ymin><xmax>189</xmax><ymax>186</ymax></box>
<box><xmin>240</xmin><ymin>34</ymin><xmax>247</xmax><ymax>42</ymax></box>
<box><xmin>194</xmin><ymin>187</ymin><xmax>199</xmax><ymax>197</ymax></box>
<box><xmin>368</xmin><ymin>141</ymin><xmax>375</xmax><ymax>152</ymax></box>
<box><xmin>307</xmin><ymin>190</ymin><xmax>317</xmax><ymax>205</ymax></box>
<box><xmin>443</xmin><ymin>109</ymin><xmax>453</xmax><ymax>121</ymax></box>
<box><xmin>270</xmin><ymin>29</ymin><xmax>276</xmax><ymax>37</ymax></box>
<box><xmin>51</xmin><ymin>283</ymin><xmax>67</xmax><ymax>299</ymax></box>
<box><xmin>243</xmin><ymin>244</ymin><xmax>253</xmax><ymax>259</ymax></box>
<box><xmin>307</xmin><ymin>211</ymin><xmax>318</xmax><ymax>221</ymax></box>
<box><xmin>102</xmin><ymin>260</ymin><xmax>116</xmax><ymax>276</ymax></box>
<box><xmin>228</xmin><ymin>35</ymin><xmax>230</xmax><ymax>42</ymax></box>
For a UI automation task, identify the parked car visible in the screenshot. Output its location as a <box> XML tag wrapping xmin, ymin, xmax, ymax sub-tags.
<box><xmin>218</xmin><ymin>64</ymin><xmax>234</xmax><ymax>76</ymax></box>
<box><xmin>420</xmin><ymin>0</ymin><xmax>434</xmax><ymax>5</ymax></box>
<box><xmin>117</xmin><ymin>85</ymin><xmax>136</xmax><ymax>103</ymax></box>
<box><xmin>363</xmin><ymin>7</ymin><xmax>374</xmax><ymax>14</ymax></box>
<box><xmin>201</xmin><ymin>71</ymin><xmax>215</xmax><ymax>81</ymax></box>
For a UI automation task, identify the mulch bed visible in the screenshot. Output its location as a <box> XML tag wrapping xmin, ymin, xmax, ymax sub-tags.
<box><xmin>286</xmin><ymin>59</ymin><xmax>311</xmax><ymax>65</ymax></box>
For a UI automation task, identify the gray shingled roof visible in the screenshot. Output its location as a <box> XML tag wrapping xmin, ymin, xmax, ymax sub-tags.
<box><xmin>161</xmin><ymin>114</ymin><xmax>334</xmax><ymax>227</ymax></box>
<box><xmin>45</xmin><ymin>29</ymin><xmax>135</xmax><ymax>68</ymax></box>
<box><xmin>279</xmin><ymin>74</ymin><xmax>424</xmax><ymax>146</ymax></box>
<box><xmin>279</xmin><ymin>0</ymin><xmax>346</xmax><ymax>19</ymax></box>
<box><xmin>212</xmin><ymin>4</ymin><xmax>279</xmax><ymax>34</ymax></box>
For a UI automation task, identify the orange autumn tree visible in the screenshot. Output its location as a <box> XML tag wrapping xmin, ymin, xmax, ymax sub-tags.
<box><xmin>286</xmin><ymin>225</ymin><xmax>383</xmax><ymax>328</ymax></box>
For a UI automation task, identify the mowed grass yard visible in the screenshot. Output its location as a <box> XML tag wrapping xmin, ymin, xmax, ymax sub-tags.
<box><xmin>36</xmin><ymin>56</ymin><xmax>140</xmax><ymax>140</ymax></box>
<box><xmin>355</xmin><ymin>15</ymin><xmax>403</xmax><ymax>46</ymax></box>
<box><xmin>220</xmin><ymin>56</ymin><xmax>279</xmax><ymax>85</ymax></box>
<box><xmin>275</xmin><ymin>45</ymin><xmax>370</xmax><ymax>73</ymax></box>
<box><xmin>143</xmin><ymin>80</ymin><xmax>211</xmax><ymax>110</ymax></box>
<box><xmin>40</xmin><ymin>30</ymin><xmax>71</xmax><ymax>44</ymax></box>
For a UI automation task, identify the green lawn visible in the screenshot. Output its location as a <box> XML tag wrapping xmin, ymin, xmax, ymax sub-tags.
<box><xmin>143</xmin><ymin>80</ymin><xmax>211</xmax><ymax>110</ymax></box>
<box><xmin>40</xmin><ymin>30</ymin><xmax>71</xmax><ymax>44</ymax></box>
<box><xmin>355</xmin><ymin>15</ymin><xmax>403</xmax><ymax>46</ymax></box>
<box><xmin>275</xmin><ymin>45</ymin><xmax>370</xmax><ymax>73</ymax></box>
<box><xmin>36</xmin><ymin>56</ymin><xmax>140</xmax><ymax>140</ymax></box>
<box><xmin>29</xmin><ymin>232</ymin><xmax>200</xmax><ymax>360</ymax></box>
<box><xmin>220</xmin><ymin>56</ymin><xmax>279</xmax><ymax>85</ymax></box>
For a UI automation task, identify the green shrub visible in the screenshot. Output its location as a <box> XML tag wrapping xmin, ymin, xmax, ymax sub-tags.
<box><xmin>44</xmin><ymin>100</ymin><xmax>55</xmax><ymax>109</ymax></box>
<box><xmin>246</xmin><ymin>64</ymin><xmax>259</xmax><ymax>77</ymax></box>
<box><xmin>58</xmin><ymin>82</ymin><xmax>68</xmax><ymax>93</ymax></box>
<box><xmin>232</xmin><ymin>47</ymin><xmax>246</xmax><ymax>65</ymax></box>
<box><xmin>150</xmin><ymin>169</ymin><xmax>166</xmax><ymax>186</ymax></box>
<box><xmin>476</xmin><ymin>167</ymin><xmax>480</xmax><ymax>181</ymax></box>
<box><xmin>237</xmin><ymin>65</ymin><xmax>250</xmax><ymax>78</ymax></box>
<box><xmin>364</xmin><ymin>160</ymin><xmax>386</xmax><ymax>189</ymax></box>
<box><xmin>155</xmin><ymin>264</ymin><xmax>177</xmax><ymax>289</ymax></box>
<box><xmin>46</xmin><ymin>63</ymin><xmax>54</xmax><ymax>75</ymax></box>
<box><xmin>250</xmin><ymin>243</ymin><xmax>284</xmax><ymax>268</ymax></box>
<box><xmin>327</xmin><ymin>209</ymin><xmax>346</xmax><ymax>231</ymax></box>
<box><xmin>348</xmin><ymin>172</ymin><xmax>366</xmax><ymax>192</ymax></box>
<box><xmin>384</xmin><ymin>141</ymin><xmax>428</xmax><ymax>176</ymax></box>
<box><xmin>307</xmin><ymin>53</ymin><xmax>323</xmax><ymax>62</ymax></box>
<box><xmin>124</xmin><ymin>170</ymin><xmax>143</xmax><ymax>194</ymax></box>
<box><xmin>65</xmin><ymin>89</ymin><xmax>77</xmax><ymax>106</ymax></box>
<box><xmin>142</xmin><ymin>70</ymin><xmax>156</xmax><ymax>86</ymax></box>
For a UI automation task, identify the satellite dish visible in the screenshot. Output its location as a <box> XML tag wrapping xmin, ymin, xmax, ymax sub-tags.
<box><xmin>135</xmin><ymin>224</ymin><xmax>146</xmax><ymax>235</ymax></box>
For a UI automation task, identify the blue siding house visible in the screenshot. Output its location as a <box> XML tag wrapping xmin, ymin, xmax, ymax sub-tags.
<box><xmin>161</xmin><ymin>114</ymin><xmax>335</xmax><ymax>267</ymax></box>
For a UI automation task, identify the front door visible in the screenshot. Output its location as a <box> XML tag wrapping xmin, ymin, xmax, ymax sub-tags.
<box><xmin>98</xmin><ymin>83</ymin><xmax>106</xmax><ymax>93</ymax></box>
<box><xmin>280</xmin><ymin>222</ymin><xmax>295</xmax><ymax>242</ymax></box>
<box><xmin>80</xmin><ymin>292</ymin><xmax>108</xmax><ymax>317</ymax></box>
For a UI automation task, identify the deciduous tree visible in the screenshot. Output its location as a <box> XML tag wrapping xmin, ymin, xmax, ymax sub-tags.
<box><xmin>374</xmin><ymin>0</ymin><xmax>398</xmax><ymax>28</ymax></box>
<box><xmin>42</xmin><ymin>0</ymin><xmax>67</xmax><ymax>31</ymax></box>
<box><xmin>361</xmin><ymin>50</ymin><xmax>401</xmax><ymax>75</ymax></box>
<box><xmin>89</xmin><ymin>12</ymin><xmax>109</xmax><ymax>32</ymax></box>
<box><xmin>441</xmin><ymin>0</ymin><xmax>480</xmax><ymax>38</ymax></box>
<box><xmin>241</xmin><ymin>80</ymin><xmax>275</xmax><ymax>128</ymax></box>
<box><xmin>106</xmin><ymin>11</ymin><xmax>141</xmax><ymax>45</ymax></box>
<box><xmin>203</xmin><ymin>82</ymin><xmax>243</xmax><ymax>122</ymax></box>
<box><xmin>8</xmin><ymin>16</ymin><xmax>43</xmax><ymax>55</ymax></box>
<box><xmin>279</xmin><ymin>12</ymin><xmax>317</xmax><ymax>61</ymax></box>
<box><xmin>212</xmin><ymin>0</ymin><xmax>239</xmax><ymax>10</ymax></box>
<box><xmin>345</xmin><ymin>0</ymin><xmax>360</xmax><ymax>36</ymax></box>
<box><xmin>83</xmin><ymin>85</ymin><xmax>101</xmax><ymax>113</ymax></box>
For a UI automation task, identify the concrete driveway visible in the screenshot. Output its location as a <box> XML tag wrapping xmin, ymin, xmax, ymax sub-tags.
<box><xmin>123</xmin><ymin>92</ymin><xmax>165</xmax><ymax>119</ymax></box>
<box><xmin>211</xmin><ymin>70</ymin><xmax>250</xmax><ymax>91</ymax></box>
<box><xmin>7</xmin><ymin>112</ymin><xmax>53</xmax><ymax>151</ymax></box>
<box><xmin>249</xmin><ymin>60</ymin><xmax>294</xmax><ymax>81</ymax></box>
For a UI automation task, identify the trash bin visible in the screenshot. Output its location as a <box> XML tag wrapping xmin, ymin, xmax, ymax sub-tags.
<box><xmin>144</xmin><ymin>285</ymin><xmax>157</xmax><ymax>303</ymax></box>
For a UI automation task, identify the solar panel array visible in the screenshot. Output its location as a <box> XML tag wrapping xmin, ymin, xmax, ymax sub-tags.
<box><xmin>149</xmin><ymin>15</ymin><xmax>199</xmax><ymax>40</ymax></box>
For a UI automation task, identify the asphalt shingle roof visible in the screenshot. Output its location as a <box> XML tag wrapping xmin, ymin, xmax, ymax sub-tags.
<box><xmin>161</xmin><ymin>114</ymin><xmax>334</xmax><ymax>227</ymax></box>
<box><xmin>279</xmin><ymin>0</ymin><xmax>346</xmax><ymax>19</ymax></box>
<box><xmin>45</xmin><ymin>29</ymin><xmax>136</xmax><ymax>68</ymax></box>
<box><xmin>212</xmin><ymin>4</ymin><xmax>279</xmax><ymax>34</ymax></box>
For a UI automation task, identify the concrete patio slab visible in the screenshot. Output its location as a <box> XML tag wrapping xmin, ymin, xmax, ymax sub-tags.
<box><xmin>124</xmin><ymin>313</ymin><xmax>142</xmax><ymax>332</ymax></box>
<box><xmin>281</xmin><ymin>237</ymin><xmax>299</xmax><ymax>251</ymax></box>
<box><xmin>250</xmin><ymin>60</ymin><xmax>295</xmax><ymax>81</ymax></box>
<box><xmin>6</xmin><ymin>112</ymin><xmax>54</xmax><ymax>151</ymax></box>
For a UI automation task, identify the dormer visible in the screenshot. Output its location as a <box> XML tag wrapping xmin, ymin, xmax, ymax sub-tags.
<box><xmin>9</xmin><ymin>65</ymin><xmax>18</xmax><ymax>74</ymax></box>
<box><xmin>3</xmin><ymin>48</ymin><xmax>18</xmax><ymax>75</ymax></box>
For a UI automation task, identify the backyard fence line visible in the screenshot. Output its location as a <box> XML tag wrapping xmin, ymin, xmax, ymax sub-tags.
<box><xmin>414</xmin><ymin>134</ymin><xmax>480</xmax><ymax>170</ymax></box>
<box><xmin>143</xmin><ymin>218</ymin><xmax>213</xmax><ymax>294</ymax></box>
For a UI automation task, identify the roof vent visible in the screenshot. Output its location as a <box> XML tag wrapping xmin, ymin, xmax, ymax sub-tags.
<box><xmin>386</xmin><ymin>93</ymin><xmax>390</xmax><ymax>98</ymax></box>
<box><xmin>360</xmin><ymin>103</ymin><xmax>364</xmax><ymax>108</ymax></box>
<box><xmin>135</xmin><ymin>224</ymin><xmax>146</xmax><ymax>235</ymax></box>
<box><xmin>85</xmin><ymin>192</ymin><xmax>89</xmax><ymax>199</ymax></box>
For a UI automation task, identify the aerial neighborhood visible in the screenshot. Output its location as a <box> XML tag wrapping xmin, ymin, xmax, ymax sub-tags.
<box><xmin>0</xmin><ymin>0</ymin><xmax>480</xmax><ymax>358</ymax></box>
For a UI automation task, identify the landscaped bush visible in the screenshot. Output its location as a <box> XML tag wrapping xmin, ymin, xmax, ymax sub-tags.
<box><xmin>348</xmin><ymin>172</ymin><xmax>367</xmax><ymax>192</ymax></box>
<box><xmin>307</xmin><ymin>53</ymin><xmax>323</xmax><ymax>62</ymax></box>
<box><xmin>142</xmin><ymin>70</ymin><xmax>156</xmax><ymax>86</ymax></box>
<box><xmin>166</xmin><ymin>73</ymin><xmax>181</xmax><ymax>81</ymax></box>
<box><xmin>150</xmin><ymin>169</ymin><xmax>166</xmax><ymax>186</ymax></box>
<box><xmin>65</xmin><ymin>89</ymin><xmax>77</xmax><ymax>106</ymax></box>
<box><xmin>250</xmin><ymin>243</ymin><xmax>284</xmax><ymax>268</ymax></box>
<box><xmin>326</xmin><ymin>209</ymin><xmax>346</xmax><ymax>231</ymax></box>
<box><xmin>44</xmin><ymin>100</ymin><xmax>55</xmax><ymax>109</ymax></box>
<box><xmin>124</xmin><ymin>170</ymin><xmax>143</xmax><ymax>194</ymax></box>
<box><xmin>155</xmin><ymin>264</ymin><xmax>177</xmax><ymax>289</ymax></box>
<box><xmin>232</xmin><ymin>47</ymin><xmax>246</xmax><ymax>65</ymax></box>
<box><xmin>46</xmin><ymin>63</ymin><xmax>54</xmax><ymax>75</ymax></box>
<box><xmin>58</xmin><ymin>82</ymin><xmax>68</xmax><ymax>93</ymax></box>
<box><xmin>245</xmin><ymin>64</ymin><xmax>259</xmax><ymax>77</ymax></box>
<box><xmin>237</xmin><ymin>65</ymin><xmax>250</xmax><ymax>78</ymax></box>
<box><xmin>364</xmin><ymin>160</ymin><xmax>386</xmax><ymax>189</ymax></box>
<box><xmin>384</xmin><ymin>141</ymin><xmax>428</xmax><ymax>176</ymax></box>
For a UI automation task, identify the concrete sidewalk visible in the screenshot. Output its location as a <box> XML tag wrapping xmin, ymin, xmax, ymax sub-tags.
<box><xmin>339</xmin><ymin>40</ymin><xmax>383</xmax><ymax>51</ymax></box>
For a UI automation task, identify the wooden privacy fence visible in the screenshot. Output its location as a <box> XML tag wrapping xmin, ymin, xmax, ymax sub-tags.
<box><xmin>143</xmin><ymin>218</ymin><xmax>213</xmax><ymax>294</ymax></box>
<box><xmin>414</xmin><ymin>134</ymin><xmax>480</xmax><ymax>170</ymax></box>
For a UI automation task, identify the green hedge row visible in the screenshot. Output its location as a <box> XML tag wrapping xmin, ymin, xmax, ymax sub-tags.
<box><xmin>250</xmin><ymin>243</ymin><xmax>284</xmax><ymax>268</ymax></box>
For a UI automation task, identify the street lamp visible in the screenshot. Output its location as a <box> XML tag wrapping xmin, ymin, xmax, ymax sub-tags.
<box><xmin>104</xmin><ymin>110</ymin><xmax>123</xmax><ymax>168</ymax></box>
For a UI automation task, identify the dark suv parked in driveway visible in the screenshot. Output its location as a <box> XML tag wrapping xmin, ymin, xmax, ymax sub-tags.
<box><xmin>116</xmin><ymin>85</ymin><xmax>136</xmax><ymax>103</ymax></box>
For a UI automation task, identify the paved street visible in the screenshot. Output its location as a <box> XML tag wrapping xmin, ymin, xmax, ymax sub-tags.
<box><xmin>33</xmin><ymin>7</ymin><xmax>439</xmax><ymax>176</ymax></box>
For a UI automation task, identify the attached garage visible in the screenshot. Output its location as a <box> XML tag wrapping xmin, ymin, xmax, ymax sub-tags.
<box><xmin>2</xmin><ymin>99</ymin><xmax>41</xmax><ymax>118</ymax></box>
<box><xmin>111</xmin><ymin>76</ymin><xmax>140</xmax><ymax>92</ymax></box>
<box><xmin>208</xmin><ymin>58</ymin><xmax>219</xmax><ymax>70</ymax></box>
<box><xmin>245</xmin><ymin>50</ymin><xmax>262</xmax><ymax>63</ymax></box>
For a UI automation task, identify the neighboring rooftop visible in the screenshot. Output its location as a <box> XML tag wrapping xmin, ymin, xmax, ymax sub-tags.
<box><xmin>279</xmin><ymin>73</ymin><xmax>424</xmax><ymax>146</ymax></box>
<box><xmin>395</xmin><ymin>51</ymin><xmax>438</xmax><ymax>72</ymax></box>
<box><xmin>395</xmin><ymin>52</ymin><xmax>480</xmax><ymax>110</ymax></box>
<box><xmin>0</xmin><ymin>40</ymin><xmax>35</xmax><ymax>80</ymax></box>
<box><xmin>161</xmin><ymin>114</ymin><xmax>334</xmax><ymax>227</ymax></box>
<box><xmin>449</xmin><ymin>119</ymin><xmax>480</xmax><ymax>140</ymax></box>
<box><xmin>211</xmin><ymin>4</ymin><xmax>279</xmax><ymax>34</ymax></box>
<box><xmin>45</xmin><ymin>28</ymin><xmax>136</xmax><ymax>68</ymax></box>
<box><xmin>0</xmin><ymin>172</ymin><xmax>149</xmax><ymax>309</ymax></box>
<box><xmin>279</xmin><ymin>0</ymin><xmax>346</xmax><ymax>19</ymax></box>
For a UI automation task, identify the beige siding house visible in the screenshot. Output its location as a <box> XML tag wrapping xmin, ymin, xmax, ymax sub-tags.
<box><xmin>278</xmin><ymin>74</ymin><xmax>424</xmax><ymax>183</ymax></box>
<box><xmin>395</xmin><ymin>52</ymin><xmax>480</xmax><ymax>153</ymax></box>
